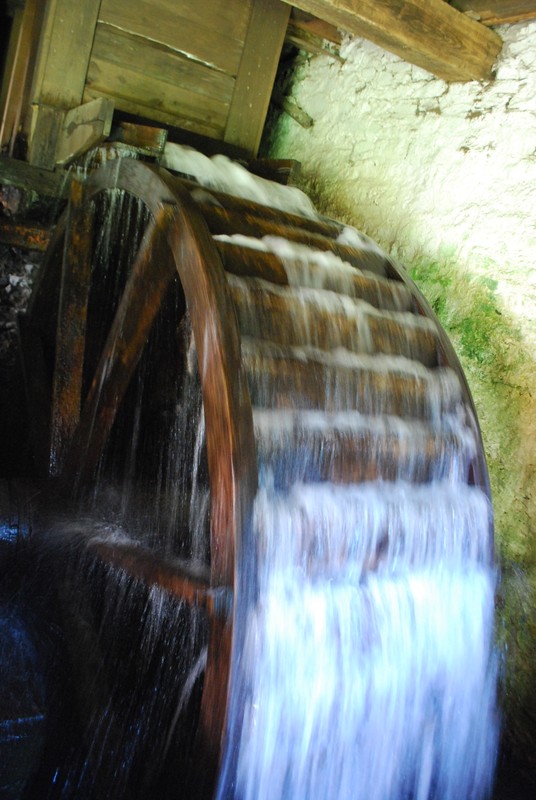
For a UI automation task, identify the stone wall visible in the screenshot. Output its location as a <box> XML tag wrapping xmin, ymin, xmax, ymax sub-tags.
<box><xmin>266</xmin><ymin>21</ymin><xmax>536</xmax><ymax>779</ymax></box>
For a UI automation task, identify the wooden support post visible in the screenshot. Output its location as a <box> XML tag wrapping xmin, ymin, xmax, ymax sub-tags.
<box><xmin>28</xmin><ymin>0</ymin><xmax>104</xmax><ymax>167</ymax></box>
<box><xmin>283</xmin><ymin>0</ymin><xmax>502</xmax><ymax>81</ymax></box>
<box><xmin>224</xmin><ymin>0</ymin><xmax>291</xmax><ymax>155</ymax></box>
<box><xmin>0</xmin><ymin>0</ymin><xmax>44</xmax><ymax>154</ymax></box>
<box><xmin>29</xmin><ymin>98</ymin><xmax>114</xmax><ymax>170</ymax></box>
<box><xmin>56</xmin><ymin>98</ymin><xmax>114</xmax><ymax>166</ymax></box>
<box><xmin>49</xmin><ymin>178</ymin><xmax>94</xmax><ymax>476</ymax></box>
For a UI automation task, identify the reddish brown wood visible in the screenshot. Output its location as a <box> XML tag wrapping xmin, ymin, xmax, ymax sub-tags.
<box><xmin>0</xmin><ymin>218</ymin><xmax>52</xmax><ymax>251</ymax></box>
<box><xmin>195</xmin><ymin>615</ymin><xmax>233</xmax><ymax>798</ymax></box>
<box><xmin>216</xmin><ymin>241</ymin><xmax>289</xmax><ymax>285</ymax></box>
<box><xmin>61</xmin><ymin>206</ymin><xmax>177</xmax><ymax>487</ymax></box>
<box><xmin>24</xmin><ymin>153</ymin><xmax>492</xmax><ymax>796</ymax></box>
<box><xmin>88</xmin><ymin>540</ymin><xmax>231</xmax><ymax>617</ymax></box>
<box><xmin>243</xmin><ymin>350</ymin><xmax>459</xmax><ymax>417</ymax></box>
<box><xmin>49</xmin><ymin>179</ymin><xmax>94</xmax><ymax>476</ymax></box>
<box><xmin>28</xmin><ymin>158</ymin><xmax>258</xmax><ymax>793</ymax></box>
<box><xmin>217</xmin><ymin>240</ymin><xmax>412</xmax><ymax>311</ymax></box>
<box><xmin>198</xmin><ymin>203</ymin><xmax>390</xmax><ymax>276</ymax></box>
<box><xmin>229</xmin><ymin>280</ymin><xmax>439</xmax><ymax>366</ymax></box>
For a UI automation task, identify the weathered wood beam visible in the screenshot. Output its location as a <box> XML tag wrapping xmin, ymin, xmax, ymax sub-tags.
<box><xmin>451</xmin><ymin>0</ymin><xmax>536</xmax><ymax>25</ymax></box>
<box><xmin>0</xmin><ymin>0</ymin><xmax>43</xmax><ymax>153</ymax></box>
<box><xmin>49</xmin><ymin>179</ymin><xmax>93</xmax><ymax>476</ymax></box>
<box><xmin>29</xmin><ymin>98</ymin><xmax>114</xmax><ymax>169</ymax></box>
<box><xmin>0</xmin><ymin>156</ymin><xmax>70</xmax><ymax>197</ymax></box>
<box><xmin>283</xmin><ymin>0</ymin><xmax>502</xmax><ymax>81</ymax></box>
<box><xmin>56</xmin><ymin>97</ymin><xmax>114</xmax><ymax>166</ymax></box>
<box><xmin>286</xmin><ymin>8</ymin><xmax>343</xmax><ymax>57</ymax></box>
<box><xmin>0</xmin><ymin>218</ymin><xmax>52</xmax><ymax>251</ymax></box>
<box><xmin>110</xmin><ymin>121</ymin><xmax>168</xmax><ymax>157</ymax></box>
<box><xmin>31</xmin><ymin>0</ymin><xmax>102</xmax><ymax>108</ymax></box>
<box><xmin>224</xmin><ymin>0</ymin><xmax>291</xmax><ymax>155</ymax></box>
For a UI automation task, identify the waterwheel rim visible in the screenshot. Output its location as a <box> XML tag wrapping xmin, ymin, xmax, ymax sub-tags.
<box><xmin>25</xmin><ymin>156</ymin><xmax>257</xmax><ymax>794</ymax></box>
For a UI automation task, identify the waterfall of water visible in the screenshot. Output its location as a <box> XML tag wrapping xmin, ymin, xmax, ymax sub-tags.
<box><xmin>217</xmin><ymin>232</ymin><xmax>498</xmax><ymax>800</ymax></box>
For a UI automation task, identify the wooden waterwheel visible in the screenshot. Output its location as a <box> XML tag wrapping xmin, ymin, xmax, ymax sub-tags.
<box><xmin>20</xmin><ymin>152</ymin><xmax>492</xmax><ymax>798</ymax></box>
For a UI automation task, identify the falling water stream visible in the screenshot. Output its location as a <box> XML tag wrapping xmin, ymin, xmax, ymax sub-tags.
<box><xmin>210</xmin><ymin>218</ymin><xmax>498</xmax><ymax>796</ymax></box>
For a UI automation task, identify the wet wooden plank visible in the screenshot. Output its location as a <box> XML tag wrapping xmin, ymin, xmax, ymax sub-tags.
<box><xmin>216</xmin><ymin>241</ymin><xmax>413</xmax><ymax>312</ymax></box>
<box><xmin>243</xmin><ymin>349</ymin><xmax>459</xmax><ymax>416</ymax></box>
<box><xmin>178</xmin><ymin>176</ymin><xmax>340</xmax><ymax>238</ymax></box>
<box><xmin>89</xmin><ymin>540</ymin><xmax>232</xmax><ymax>618</ymax></box>
<box><xmin>98</xmin><ymin>0</ymin><xmax>249</xmax><ymax>76</ymax></box>
<box><xmin>254</xmin><ymin>421</ymin><xmax>471</xmax><ymax>487</ymax></box>
<box><xmin>0</xmin><ymin>218</ymin><xmax>52</xmax><ymax>251</ymax></box>
<box><xmin>111</xmin><ymin>121</ymin><xmax>168</xmax><ymax>156</ymax></box>
<box><xmin>49</xmin><ymin>179</ymin><xmax>94</xmax><ymax>476</ymax></box>
<box><xmin>0</xmin><ymin>156</ymin><xmax>70</xmax><ymax>198</ymax></box>
<box><xmin>229</xmin><ymin>279</ymin><xmax>439</xmax><ymax>365</ymax></box>
<box><xmin>216</xmin><ymin>241</ymin><xmax>289</xmax><ymax>285</ymax></box>
<box><xmin>451</xmin><ymin>0</ymin><xmax>536</xmax><ymax>24</ymax></box>
<box><xmin>199</xmin><ymin>203</ymin><xmax>389</xmax><ymax>276</ymax></box>
<box><xmin>196</xmin><ymin>615</ymin><xmax>233</xmax><ymax>798</ymax></box>
<box><xmin>285</xmin><ymin>0</ymin><xmax>502</xmax><ymax>81</ymax></box>
<box><xmin>61</xmin><ymin>207</ymin><xmax>177</xmax><ymax>488</ymax></box>
<box><xmin>225</xmin><ymin>0</ymin><xmax>291</xmax><ymax>155</ymax></box>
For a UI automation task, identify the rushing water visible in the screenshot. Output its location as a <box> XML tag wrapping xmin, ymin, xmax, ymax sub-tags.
<box><xmin>216</xmin><ymin>231</ymin><xmax>498</xmax><ymax>798</ymax></box>
<box><xmin>225</xmin><ymin>478</ymin><xmax>498</xmax><ymax>800</ymax></box>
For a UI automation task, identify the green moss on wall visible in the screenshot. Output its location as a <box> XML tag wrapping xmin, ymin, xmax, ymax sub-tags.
<box><xmin>410</xmin><ymin>260</ymin><xmax>536</xmax><ymax>771</ymax></box>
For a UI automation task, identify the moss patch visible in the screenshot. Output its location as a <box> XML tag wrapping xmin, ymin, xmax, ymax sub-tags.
<box><xmin>410</xmin><ymin>259</ymin><xmax>536</xmax><ymax>771</ymax></box>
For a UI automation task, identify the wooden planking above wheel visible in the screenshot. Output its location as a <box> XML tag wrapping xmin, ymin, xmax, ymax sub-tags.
<box><xmin>282</xmin><ymin>0</ymin><xmax>503</xmax><ymax>81</ymax></box>
<box><xmin>450</xmin><ymin>0</ymin><xmax>536</xmax><ymax>25</ymax></box>
<box><xmin>85</xmin><ymin>0</ymin><xmax>289</xmax><ymax>155</ymax></box>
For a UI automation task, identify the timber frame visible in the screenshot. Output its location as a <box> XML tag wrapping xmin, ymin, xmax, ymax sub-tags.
<box><xmin>2</xmin><ymin>1</ymin><xmax>534</xmax><ymax>171</ymax></box>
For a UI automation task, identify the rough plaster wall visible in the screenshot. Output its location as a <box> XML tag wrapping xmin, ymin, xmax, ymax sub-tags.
<box><xmin>266</xmin><ymin>22</ymin><xmax>536</xmax><ymax>771</ymax></box>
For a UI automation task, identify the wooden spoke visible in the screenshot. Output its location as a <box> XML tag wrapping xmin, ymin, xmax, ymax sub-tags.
<box><xmin>50</xmin><ymin>178</ymin><xmax>94</xmax><ymax>476</ymax></box>
<box><xmin>88</xmin><ymin>540</ymin><xmax>232</xmax><ymax>618</ymax></box>
<box><xmin>61</xmin><ymin>205</ymin><xmax>177</xmax><ymax>488</ymax></box>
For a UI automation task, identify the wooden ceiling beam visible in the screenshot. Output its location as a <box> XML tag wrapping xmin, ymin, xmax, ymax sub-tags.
<box><xmin>282</xmin><ymin>0</ymin><xmax>502</xmax><ymax>81</ymax></box>
<box><xmin>451</xmin><ymin>1</ymin><xmax>536</xmax><ymax>26</ymax></box>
